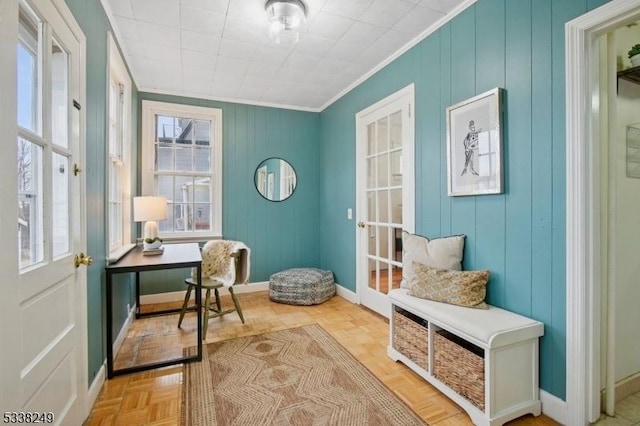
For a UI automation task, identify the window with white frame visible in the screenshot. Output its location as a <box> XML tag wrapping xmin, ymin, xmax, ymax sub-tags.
<box><xmin>106</xmin><ymin>33</ymin><xmax>132</xmax><ymax>260</ymax></box>
<box><xmin>141</xmin><ymin>101</ymin><xmax>222</xmax><ymax>239</ymax></box>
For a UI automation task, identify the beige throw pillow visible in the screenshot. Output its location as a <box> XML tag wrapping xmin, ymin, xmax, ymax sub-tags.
<box><xmin>408</xmin><ymin>262</ymin><xmax>489</xmax><ymax>309</ymax></box>
<box><xmin>400</xmin><ymin>232</ymin><xmax>465</xmax><ymax>289</ymax></box>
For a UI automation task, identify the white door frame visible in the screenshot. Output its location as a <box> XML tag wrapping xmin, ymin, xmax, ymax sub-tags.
<box><xmin>355</xmin><ymin>83</ymin><xmax>415</xmax><ymax>315</ymax></box>
<box><xmin>0</xmin><ymin>0</ymin><xmax>88</xmax><ymax>418</ymax></box>
<box><xmin>566</xmin><ymin>1</ymin><xmax>640</xmax><ymax>424</ymax></box>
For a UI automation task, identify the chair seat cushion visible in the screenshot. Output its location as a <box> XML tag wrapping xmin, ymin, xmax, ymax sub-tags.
<box><xmin>269</xmin><ymin>268</ymin><xmax>335</xmax><ymax>305</ymax></box>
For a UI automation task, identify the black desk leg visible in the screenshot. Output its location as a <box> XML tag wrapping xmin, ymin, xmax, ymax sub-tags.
<box><xmin>106</xmin><ymin>271</ymin><xmax>114</xmax><ymax>379</ymax></box>
<box><xmin>135</xmin><ymin>271</ymin><xmax>141</xmax><ymax>319</ymax></box>
<box><xmin>196</xmin><ymin>264</ymin><xmax>202</xmax><ymax>359</ymax></box>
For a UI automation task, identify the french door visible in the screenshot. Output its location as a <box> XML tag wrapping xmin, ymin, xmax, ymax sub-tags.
<box><xmin>0</xmin><ymin>0</ymin><xmax>87</xmax><ymax>422</ymax></box>
<box><xmin>355</xmin><ymin>85</ymin><xmax>415</xmax><ymax>318</ymax></box>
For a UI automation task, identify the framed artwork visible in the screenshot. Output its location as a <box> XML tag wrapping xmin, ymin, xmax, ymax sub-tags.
<box><xmin>446</xmin><ymin>87</ymin><xmax>504</xmax><ymax>196</ymax></box>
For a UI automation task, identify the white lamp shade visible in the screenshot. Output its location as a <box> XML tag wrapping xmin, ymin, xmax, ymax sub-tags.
<box><xmin>133</xmin><ymin>196</ymin><xmax>167</xmax><ymax>222</ymax></box>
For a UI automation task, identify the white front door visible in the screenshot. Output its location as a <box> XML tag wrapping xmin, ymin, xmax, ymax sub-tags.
<box><xmin>356</xmin><ymin>85</ymin><xmax>415</xmax><ymax>317</ymax></box>
<box><xmin>0</xmin><ymin>0</ymin><xmax>87</xmax><ymax>422</ymax></box>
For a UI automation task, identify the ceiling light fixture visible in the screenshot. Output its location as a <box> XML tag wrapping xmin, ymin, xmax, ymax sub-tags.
<box><xmin>265</xmin><ymin>0</ymin><xmax>307</xmax><ymax>44</ymax></box>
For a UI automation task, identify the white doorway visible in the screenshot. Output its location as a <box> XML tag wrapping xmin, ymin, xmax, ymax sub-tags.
<box><xmin>0</xmin><ymin>0</ymin><xmax>88</xmax><ymax>422</ymax></box>
<box><xmin>566</xmin><ymin>1</ymin><xmax>640</xmax><ymax>424</ymax></box>
<box><xmin>355</xmin><ymin>84</ymin><xmax>415</xmax><ymax>318</ymax></box>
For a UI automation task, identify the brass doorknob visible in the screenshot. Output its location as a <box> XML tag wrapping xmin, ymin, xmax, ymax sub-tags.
<box><xmin>357</xmin><ymin>221</ymin><xmax>366</xmax><ymax>228</ymax></box>
<box><xmin>74</xmin><ymin>252</ymin><xmax>93</xmax><ymax>268</ymax></box>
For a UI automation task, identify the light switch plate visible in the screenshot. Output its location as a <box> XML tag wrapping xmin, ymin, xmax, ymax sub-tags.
<box><xmin>347</xmin><ymin>208</ymin><xmax>352</xmax><ymax>220</ymax></box>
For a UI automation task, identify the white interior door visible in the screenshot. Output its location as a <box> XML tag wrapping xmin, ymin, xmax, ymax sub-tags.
<box><xmin>356</xmin><ymin>85</ymin><xmax>414</xmax><ymax>318</ymax></box>
<box><xmin>1</xmin><ymin>0</ymin><xmax>87</xmax><ymax>422</ymax></box>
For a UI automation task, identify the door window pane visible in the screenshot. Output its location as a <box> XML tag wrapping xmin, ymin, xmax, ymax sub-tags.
<box><xmin>52</xmin><ymin>153</ymin><xmax>70</xmax><ymax>257</ymax></box>
<box><xmin>367</xmin><ymin>123</ymin><xmax>375</xmax><ymax>155</ymax></box>
<box><xmin>376</xmin><ymin>153</ymin><xmax>389</xmax><ymax>187</ymax></box>
<box><xmin>377</xmin><ymin>117</ymin><xmax>388</xmax><ymax>152</ymax></box>
<box><xmin>51</xmin><ymin>39</ymin><xmax>68</xmax><ymax>148</ymax></box>
<box><xmin>17</xmin><ymin>8</ymin><xmax>40</xmax><ymax>134</ymax></box>
<box><xmin>18</xmin><ymin>138</ymin><xmax>43</xmax><ymax>268</ymax></box>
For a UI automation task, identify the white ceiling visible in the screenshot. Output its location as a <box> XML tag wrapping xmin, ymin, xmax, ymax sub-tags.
<box><xmin>103</xmin><ymin>0</ymin><xmax>469</xmax><ymax>111</ymax></box>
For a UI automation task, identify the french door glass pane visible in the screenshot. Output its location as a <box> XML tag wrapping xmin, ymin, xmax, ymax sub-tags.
<box><xmin>18</xmin><ymin>138</ymin><xmax>43</xmax><ymax>268</ymax></box>
<box><xmin>390</xmin><ymin>151</ymin><xmax>402</xmax><ymax>184</ymax></box>
<box><xmin>377</xmin><ymin>117</ymin><xmax>388</xmax><ymax>151</ymax></box>
<box><xmin>390</xmin><ymin>111</ymin><xmax>402</xmax><ymax>149</ymax></box>
<box><xmin>51</xmin><ymin>39</ymin><xmax>68</xmax><ymax>148</ymax></box>
<box><xmin>390</xmin><ymin>189</ymin><xmax>402</xmax><ymax>224</ymax></box>
<box><xmin>367</xmin><ymin>191</ymin><xmax>375</xmax><ymax>224</ymax></box>
<box><xmin>379</xmin><ymin>225</ymin><xmax>391</xmax><ymax>261</ymax></box>
<box><xmin>368</xmin><ymin>258</ymin><xmax>378</xmax><ymax>290</ymax></box>
<box><xmin>376</xmin><ymin>153</ymin><xmax>389</xmax><ymax>187</ymax></box>
<box><xmin>17</xmin><ymin>7</ymin><xmax>40</xmax><ymax>134</ymax></box>
<box><xmin>378</xmin><ymin>190</ymin><xmax>389</xmax><ymax>223</ymax></box>
<box><xmin>367</xmin><ymin>123</ymin><xmax>375</xmax><ymax>155</ymax></box>
<box><xmin>52</xmin><ymin>153</ymin><xmax>70</xmax><ymax>257</ymax></box>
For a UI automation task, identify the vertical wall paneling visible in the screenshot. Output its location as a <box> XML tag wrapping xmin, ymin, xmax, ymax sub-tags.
<box><xmin>474</xmin><ymin>0</ymin><xmax>507</xmax><ymax>308</ymax></box>
<box><xmin>439</xmin><ymin>24</ymin><xmax>453</xmax><ymax>237</ymax></box>
<box><xmin>531</xmin><ymin>0</ymin><xmax>554</xmax><ymax>393</ymax></box>
<box><xmin>449</xmin><ymin>7</ymin><xmax>477</xmax><ymax>271</ymax></box>
<box><xmin>504</xmin><ymin>0</ymin><xmax>533</xmax><ymax>317</ymax></box>
<box><xmin>418</xmin><ymin>34</ymin><xmax>442</xmax><ymax>238</ymax></box>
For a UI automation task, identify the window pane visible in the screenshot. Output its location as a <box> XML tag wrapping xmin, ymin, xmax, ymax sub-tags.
<box><xmin>52</xmin><ymin>153</ymin><xmax>70</xmax><ymax>257</ymax></box>
<box><xmin>377</xmin><ymin>153</ymin><xmax>389</xmax><ymax>187</ymax></box>
<box><xmin>174</xmin><ymin>176</ymin><xmax>193</xmax><ymax>203</ymax></box>
<box><xmin>176</xmin><ymin>118</ymin><xmax>192</xmax><ymax>144</ymax></box>
<box><xmin>156</xmin><ymin>115</ymin><xmax>175</xmax><ymax>143</ymax></box>
<box><xmin>156</xmin><ymin>175</ymin><xmax>173</xmax><ymax>201</ymax></box>
<box><xmin>367</xmin><ymin>123</ymin><xmax>375</xmax><ymax>155</ymax></box>
<box><xmin>173</xmin><ymin>204</ymin><xmax>192</xmax><ymax>232</ymax></box>
<box><xmin>194</xmin><ymin>147</ymin><xmax>210</xmax><ymax>172</ymax></box>
<box><xmin>156</xmin><ymin>145</ymin><xmax>174</xmax><ymax>171</ymax></box>
<box><xmin>17</xmin><ymin>8</ymin><xmax>40</xmax><ymax>134</ymax></box>
<box><xmin>175</xmin><ymin>146</ymin><xmax>193</xmax><ymax>172</ymax></box>
<box><xmin>51</xmin><ymin>39</ymin><xmax>68</xmax><ymax>148</ymax></box>
<box><xmin>18</xmin><ymin>138</ymin><xmax>43</xmax><ymax>268</ymax></box>
<box><xmin>194</xmin><ymin>120</ymin><xmax>210</xmax><ymax>146</ymax></box>
<box><xmin>193</xmin><ymin>178</ymin><xmax>210</xmax><ymax>202</ymax></box>
<box><xmin>194</xmin><ymin>203</ymin><xmax>211</xmax><ymax>230</ymax></box>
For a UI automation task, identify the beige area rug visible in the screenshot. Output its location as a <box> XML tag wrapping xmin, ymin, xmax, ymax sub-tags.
<box><xmin>181</xmin><ymin>324</ymin><xmax>426</xmax><ymax>425</ymax></box>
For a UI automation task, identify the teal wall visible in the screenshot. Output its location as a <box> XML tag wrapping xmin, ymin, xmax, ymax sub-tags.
<box><xmin>137</xmin><ymin>92</ymin><xmax>321</xmax><ymax>295</ymax></box>
<box><xmin>319</xmin><ymin>0</ymin><xmax>610</xmax><ymax>400</ymax></box>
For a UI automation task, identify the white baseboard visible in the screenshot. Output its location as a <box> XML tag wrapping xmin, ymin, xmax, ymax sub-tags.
<box><xmin>540</xmin><ymin>389</ymin><xmax>567</xmax><ymax>425</ymax></box>
<box><xmin>113</xmin><ymin>304</ymin><xmax>136</xmax><ymax>355</ymax></box>
<box><xmin>87</xmin><ymin>363</ymin><xmax>105</xmax><ymax>416</ymax></box>
<box><xmin>335</xmin><ymin>283</ymin><xmax>357</xmax><ymax>304</ymax></box>
<box><xmin>139</xmin><ymin>281</ymin><xmax>270</xmax><ymax>305</ymax></box>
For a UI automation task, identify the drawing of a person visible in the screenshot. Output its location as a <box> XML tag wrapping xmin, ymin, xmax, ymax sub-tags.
<box><xmin>461</xmin><ymin>120</ymin><xmax>480</xmax><ymax>176</ymax></box>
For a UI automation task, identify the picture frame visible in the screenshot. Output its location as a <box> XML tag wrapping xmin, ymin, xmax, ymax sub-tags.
<box><xmin>446</xmin><ymin>87</ymin><xmax>504</xmax><ymax>196</ymax></box>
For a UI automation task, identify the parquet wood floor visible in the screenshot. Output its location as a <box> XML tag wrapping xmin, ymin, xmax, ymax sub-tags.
<box><xmin>86</xmin><ymin>290</ymin><xmax>560</xmax><ymax>426</ymax></box>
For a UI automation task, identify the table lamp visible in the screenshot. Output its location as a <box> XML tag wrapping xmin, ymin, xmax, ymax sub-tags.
<box><xmin>133</xmin><ymin>196</ymin><xmax>167</xmax><ymax>249</ymax></box>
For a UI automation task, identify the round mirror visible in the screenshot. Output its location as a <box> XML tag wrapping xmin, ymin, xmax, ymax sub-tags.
<box><xmin>254</xmin><ymin>158</ymin><xmax>297</xmax><ymax>202</ymax></box>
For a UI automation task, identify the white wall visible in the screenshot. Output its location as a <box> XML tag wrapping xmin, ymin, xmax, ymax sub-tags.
<box><xmin>611</xmin><ymin>22</ymin><xmax>640</xmax><ymax>383</ymax></box>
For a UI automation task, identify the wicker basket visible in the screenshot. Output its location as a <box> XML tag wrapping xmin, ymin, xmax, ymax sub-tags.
<box><xmin>434</xmin><ymin>330</ymin><xmax>485</xmax><ymax>411</ymax></box>
<box><xmin>392</xmin><ymin>307</ymin><xmax>429</xmax><ymax>370</ymax></box>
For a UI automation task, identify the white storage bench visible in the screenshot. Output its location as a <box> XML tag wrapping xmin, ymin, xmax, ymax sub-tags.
<box><xmin>388</xmin><ymin>288</ymin><xmax>544</xmax><ymax>426</ymax></box>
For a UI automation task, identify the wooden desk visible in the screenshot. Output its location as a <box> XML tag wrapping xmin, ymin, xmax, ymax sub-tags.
<box><xmin>105</xmin><ymin>243</ymin><xmax>202</xmax><ymax>378</ymax></box>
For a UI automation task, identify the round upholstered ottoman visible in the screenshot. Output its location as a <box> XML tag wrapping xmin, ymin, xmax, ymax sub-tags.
<box><xmin>269</xmin><ymin>268</ymin><xmax>335</xmax><ymax>305</ymax></box>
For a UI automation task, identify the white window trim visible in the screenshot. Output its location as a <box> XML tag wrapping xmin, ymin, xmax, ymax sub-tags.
<box><xmin>141</xmin><ymin>100</ymin><xmax>223</xmax><ymax>239</ymax></box>
<box><xmin>106</xmin><ymin>32</ymin><xmax>133</xmax><ymax>261</ymax></box>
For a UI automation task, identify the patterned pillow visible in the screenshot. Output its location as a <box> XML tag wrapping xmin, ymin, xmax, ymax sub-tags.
<box><xmin>400</xmin><ymin>232</ymin><xmax>465</xmax><ymax>289</ymax></box>
<box><xmin>408</xmin><ymin>262</ymin><xmax>489</xmax><ymax>309</ymax></box>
